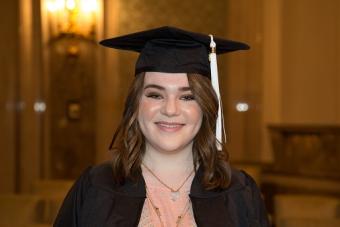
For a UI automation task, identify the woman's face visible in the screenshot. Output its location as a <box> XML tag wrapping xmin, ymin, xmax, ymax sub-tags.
<box><xmin>138</xmin><ymin>72</ymin><xmax>203</xmax><ymax>154</ymax></box>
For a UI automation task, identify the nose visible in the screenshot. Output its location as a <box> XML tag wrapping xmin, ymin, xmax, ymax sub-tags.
<box><xmin>161</xmin><ymin>97</ymin><xmax>180</xmax><ymax>117</ymax></box>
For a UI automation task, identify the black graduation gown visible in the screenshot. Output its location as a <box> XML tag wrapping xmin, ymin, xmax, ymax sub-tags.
<box><xmin>54</xmin><ymin>162</ymin><xmax>269</xmax><ymax>227</ymax></box>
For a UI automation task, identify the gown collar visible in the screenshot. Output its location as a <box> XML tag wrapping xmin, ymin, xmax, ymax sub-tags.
<box><xmin>90</xmin><ymin>162</ymin><xmax>249</xmax><ymax>227</ymax></box>
<box><xmin>91</xmin><ymin>162</ymin><xmax>246</xmax><ymax>198</ymax></box>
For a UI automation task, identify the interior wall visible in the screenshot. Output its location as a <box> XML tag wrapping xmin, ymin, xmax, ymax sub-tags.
<box><xmin>0</xmin><ymin>0</ymin><xmax>43</xmax><ymax>193</ymax></box>
<box><xmin>225</xmin><ymin>0</ymin><xmax>265</xmax><ymax>162</ymax></box>
<box><xmin>41</xmin><ymin>1</ymin><xmax>104</xmax><ymax>178</ymax></box>
<box><xmin>48</xmin><ymin>39</ymin><xmax>97</xmax><ymax>179</ymax></box>
<box><xmin>262</xmin><ymin>0</ymin><xmax>283</xmax><ymax>162</ymax></box>
<box><xmin>281</xmin><ymin>0</ymin><xmax>340</xmax><ymax>124</ymax></box>
<box><xmin>0</xmin><ymin>0</ymin><xmax>19</xmax><ymax>193</ymax></box>
<box><xmin>95</xmin><ymin>0</ymin><xmax>117</xmax><ymax>163</ymax></box>
<box><xmin>262</xmin><ymin>0</ymin><xmax>340</xmax><ymax>164</ymax></box>
<box><xmin>18</xmin><ymin>0</ymin><xmax>43</xmax><ymax>192</ymax></box>
<box><xmin>263</xmin><ymin>0</ymin><xmax>340</xmax><ymax>126</ymax></box>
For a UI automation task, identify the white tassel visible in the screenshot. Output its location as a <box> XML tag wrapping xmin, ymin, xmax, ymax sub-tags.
<box><xmin>209</xmin><ymin>35</ymin><xmax>226</xmax><ymax>150</ymax></box>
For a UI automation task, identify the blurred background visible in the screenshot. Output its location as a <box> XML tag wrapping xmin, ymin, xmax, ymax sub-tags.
<box><xmin>1</xmin><ymin>0</ymin><xmax>340</xmax><ymax>226</ymax></box>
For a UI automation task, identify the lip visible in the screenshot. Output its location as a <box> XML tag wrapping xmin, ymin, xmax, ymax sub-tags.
<box><xmin>155</xmin><ymin>121</ymin><xmax>185</xmax><ymax>132</ymax></box>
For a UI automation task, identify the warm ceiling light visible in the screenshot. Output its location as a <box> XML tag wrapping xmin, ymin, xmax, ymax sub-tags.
<box><xmin>47</xmin><ymin>0</ymin><xmax>64</xmax><ymax>12</ymax></box>
<box><xmin>65</xmin><ymin>0</ymin><xmax>76</xmax><ymax>11</ymax></box>
<box><xmin>45</xmin><ymin>0</ymin><xmax>99</xmax><ymax>39</ymax></box>
<box><xmin>80</xmin><ymin>0</ymin><xmax>98</xmax><ymax>12</ymax></box>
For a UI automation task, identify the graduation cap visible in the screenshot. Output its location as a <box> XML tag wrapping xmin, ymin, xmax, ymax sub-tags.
<box><xmin>100</xmin><ymin>26</ymin><xmax>249</xmax><ymax>77</ymax></box>
<box><xmin>100</xmin><ymin>26</ymin><xmax>249</xmax><ymax>149</ymax></box>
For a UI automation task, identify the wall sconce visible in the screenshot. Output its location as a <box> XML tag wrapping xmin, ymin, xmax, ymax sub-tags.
<box><xmin>45</xmin><ymin>0</ymin><xmax>98</xmax><ymax>40</ymax></box>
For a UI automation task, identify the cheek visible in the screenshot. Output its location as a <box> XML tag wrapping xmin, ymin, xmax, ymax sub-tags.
<box><xmin>138</xmin><ymin>99</ymin><xmax>157</xmax><ymax>123</ymax></box>
<box><xmin>184</xmin><ymin>104</ymin><xmax>203</xmax><ymax>126</ymax></box>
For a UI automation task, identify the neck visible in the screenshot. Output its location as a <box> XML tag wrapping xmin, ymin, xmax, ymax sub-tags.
<box><xmin>143</xmin><ymin>143</ymin><xmax>194</xmax><ymax>173</ymax></box>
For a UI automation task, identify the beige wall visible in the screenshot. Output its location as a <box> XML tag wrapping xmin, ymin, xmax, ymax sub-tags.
<box><xmin>18</xmin><ymin>0</ymin><xmax>43</xmax><ymax>192</ymax></box>
<box><xmin>262</xmin><ymin>0</ymin><xmax>283</xmax><ymax>162</ymax></box>
<box><xmin>95</xmin><ymin>0</ymin><xmax>120</xmax><ymax>163</ymax></box>
<box><xmin>225</xmin><ymin>0</ymin><xmax>264</xmax><ymax>162</ymax></box>
<box><xmin>1</xmin><ymin>0</ymin><xmax>49</xmax><ymax>193</ymax></box>
<box><xmin>0</xmin><ymin>0</ymin><xmax>19</xmax><ymax>193</ymax></box>
<box><xmin>281</xmin><ymin>0</ymin><xmax>340</xmax><ymax>124</ymax></box>
<box><xmin>262</xmin><ymin>0</ymin><xmax>340</xmax><ymax>162</ymax></box>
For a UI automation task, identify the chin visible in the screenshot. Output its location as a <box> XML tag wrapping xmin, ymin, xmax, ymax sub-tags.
<box><xmin>150</xmin><ymin>140</ymin><xmax>192</xmax><ymax>154</ymax></box>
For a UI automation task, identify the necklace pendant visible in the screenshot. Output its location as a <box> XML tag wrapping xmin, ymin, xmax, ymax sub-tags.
<box><xmin>171</xmin><ymin>191</ymin><xmax>180</xmax><ymax>201</ymax></box>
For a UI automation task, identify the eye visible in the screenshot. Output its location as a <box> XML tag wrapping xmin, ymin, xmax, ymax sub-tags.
<box><xmin>180</xmin><ymin>94</ymin><xmax>195</xmax><ymax>101</ymax></box>
<box><xmin>145</xmin><ymin>92</ymin><xmax>163</xmax><ymax>100</ymax></box>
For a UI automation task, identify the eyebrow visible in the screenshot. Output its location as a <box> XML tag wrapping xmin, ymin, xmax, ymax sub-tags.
<box><xmin>144</xmin><ymin>84</ymin><xmax>192</xmax><ymax>91</ymax></box>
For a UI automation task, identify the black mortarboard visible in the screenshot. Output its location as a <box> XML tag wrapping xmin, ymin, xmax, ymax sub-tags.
<box><xmin>99</xmin><ymin>26</ymin><xmax>249</xmax><ymax>77</ymax></box>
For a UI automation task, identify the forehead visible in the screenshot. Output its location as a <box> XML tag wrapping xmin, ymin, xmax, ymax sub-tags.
<box><xmin>143</xmin><ymin>72</ymin><xmax>189</xmax><ymax>87</ymax></box>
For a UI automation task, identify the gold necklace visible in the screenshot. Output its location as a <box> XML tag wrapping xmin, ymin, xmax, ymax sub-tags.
<box><xmin>142</xmin><ymin>163</ymin><xmax>194</xmax><ymax>201</ymax></box>
<box><xmin>146</xmin><ymin>186</ymin><xmax>191</xmax><ymax>227</ymax></box>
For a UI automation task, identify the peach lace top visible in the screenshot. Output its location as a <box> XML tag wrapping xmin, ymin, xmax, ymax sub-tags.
<box><xmin>138</xmin><ymin>166</ymin><xmax>197</xmax><ymax>227</ymax></box>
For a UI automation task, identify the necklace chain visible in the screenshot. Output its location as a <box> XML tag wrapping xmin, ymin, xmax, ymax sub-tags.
<box><xmin>146</xmin><ymin>186</ymin><xmax>191</xmax><ymax>227</ymax></box>
<box><xmin>141</xmin><ymin>163</ymin><xmax>194</xmax><ymax>193</ymax></box>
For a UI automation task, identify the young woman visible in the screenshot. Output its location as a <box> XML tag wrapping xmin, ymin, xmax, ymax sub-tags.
<box><xmin>54</xmin><ymin>26</ymin><xmax>269</xmax><ymax>227</ymax></box>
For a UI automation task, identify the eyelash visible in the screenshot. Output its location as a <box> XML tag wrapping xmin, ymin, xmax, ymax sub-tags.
<box><xmin>145</xmin><ymin>93</ymin><xmax>195</xmax><ymax>101</ymax></box>
<box><xmin>145</xmin><ymin>93</ymin><xmax>162</xmax><ymax>99</ymax></box>
<box><xmin>180</xmin><ymin>95</ymin><xmax>195</xmax><ymax>101</ymax></box>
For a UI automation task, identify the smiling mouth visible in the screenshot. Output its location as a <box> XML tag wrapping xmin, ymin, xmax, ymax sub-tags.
<box><xmin>155</xmin><ymin>121</ymin><xmax>185</xmax><ymax>131</ymax></box>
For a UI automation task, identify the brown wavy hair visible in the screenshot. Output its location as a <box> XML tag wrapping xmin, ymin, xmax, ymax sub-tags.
<box><xmin>109</xmin><ymin>72</ymin><xmax>231</xmax><ymax>189</ymax></box>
